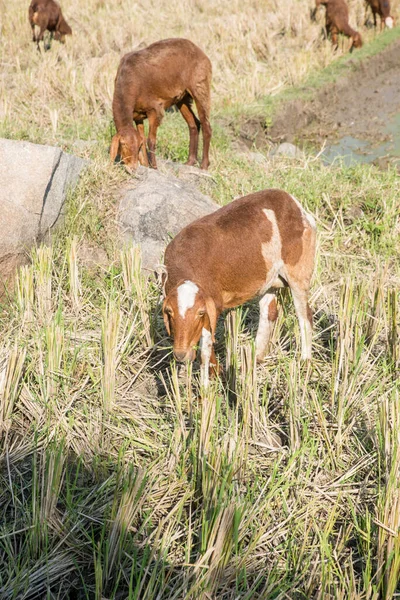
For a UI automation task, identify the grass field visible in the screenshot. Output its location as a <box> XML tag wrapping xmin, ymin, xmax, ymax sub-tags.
<box><xmin>1</xmin><ymin>0</ymin><xmax>400</xmax><ymax>598</ymax></box>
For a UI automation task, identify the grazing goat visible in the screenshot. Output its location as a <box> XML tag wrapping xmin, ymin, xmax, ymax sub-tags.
<box><xmin>365</xmin><ymin>0</ymin><xmax>395</xmax><ymax>29</ymax></box>
<box><xmin>315</xmin><ymin>0</ymin><xmax>363</xmax><ymax>51</ymax></box>
<box><xmin>29</xmin><ymin>0</ymin><xmax>72</xmax><ymax>50</ymax></box>
<box><xmin>162</xmin><ymin>189</ymin><xmax>316</xmax><ymax>387</ymax></box>
<box><xmin>110</xmin><ymin>38</ymin><xmax>212</xmax><ymax>172</ymax></box>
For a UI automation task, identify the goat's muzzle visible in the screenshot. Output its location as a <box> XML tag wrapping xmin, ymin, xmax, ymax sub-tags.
<box><xmin>174</xmin><ymin>348</ymin><xmax>196</xmax><ymax>362</ymax></box>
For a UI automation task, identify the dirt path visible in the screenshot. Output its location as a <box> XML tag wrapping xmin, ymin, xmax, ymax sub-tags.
<box><xmin>270</xmin><ymin>38</ymin><xmax>400</xmax><ymax>149</ymax></box>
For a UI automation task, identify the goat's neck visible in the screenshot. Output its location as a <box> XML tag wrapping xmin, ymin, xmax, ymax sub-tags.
<box><xmin>342</xmin><ymin>23</ymin><xmax>358</xmax><ymax>38</ymax></box>
<box><xmin>113</xmin><ymin>95</ymin><xmax>137</xmax><ymax>131</ymax></box>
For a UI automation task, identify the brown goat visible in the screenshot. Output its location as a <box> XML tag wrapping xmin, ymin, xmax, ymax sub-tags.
<box><xmin>315</xmin><ymin>0</ymin><xmax>363</xmax><ymax>51</ymax></box>
<box><xmin>110</xmin><ymin>38</ymin><xmax>212</xmax><ymax>172</ymax></box>
<box><xmin>365</xmin><ymin>0</ymin><xmax>395</xmax><ymax>28</ymax></box>
<box><xmin>162</xmin><ymin>189</ymin><xmax>316</xmax><ymax>387</ymax></box>
<box><xmin>29</xmin><ymin>0</ymin><xmax>72</xmax><ymax>50</ymax></box>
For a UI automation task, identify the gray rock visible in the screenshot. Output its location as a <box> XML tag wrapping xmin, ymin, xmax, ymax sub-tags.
<box><xmin>270</xmin><ymin>142</ymin><xmax>304</xmax><ymax>159</ymax></box>
<box><xmin>0</xmin><ymin>138</ymin><xmax>87</xmax><ymax>281</ymax></box>
<box><xmin>118</xmin><ymin>168</ymin><xmax>219</xmax><ymax>270</ymax></box>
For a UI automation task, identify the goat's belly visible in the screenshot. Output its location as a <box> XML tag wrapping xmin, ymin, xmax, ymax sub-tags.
<box><xmin>221</xmin><ymin>287</ymin><xmax>260</xmax><ymax>308</ymax></box>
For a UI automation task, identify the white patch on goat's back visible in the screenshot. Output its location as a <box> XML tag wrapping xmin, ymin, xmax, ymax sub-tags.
<box><xmin>262</xmin><ymin>209</ymin><xmax>282</xmax><ymax>254</ymax></box>
<box><xmin>290</xmin><ymin>194</ymin><xmax>316</xmax><ymax>230</ymax></box>
<box><xmin>177</xmin><ymin>280</ymin><xmax>199</xmax><ymax>318</ymax></box>
<box><xmin>260</xmin><ymin>209</ymin><xmax>284</xmax><ymax>294</ymax></box>
<box><xmin>385</xmin><ymin>16</ymin><xmax>394</xmax><ymax>28</ymax></box>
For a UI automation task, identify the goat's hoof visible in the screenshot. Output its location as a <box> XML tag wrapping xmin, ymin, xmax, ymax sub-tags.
<box><xmin>209</xmin><ymin>362</ymin><xmax>222</xmax><ymax>378</ymax></box>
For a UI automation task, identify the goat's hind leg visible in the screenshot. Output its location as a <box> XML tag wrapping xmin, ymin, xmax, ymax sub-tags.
<box><xmin>192</xmin><ymin>82</ymin><xmax>212</xmax><ymax>170</ymax></box>
<box><xmin>178</xmin><ymin>98</ymin><xmax>200</xmax><ymax>166</ymax></box>
<box><xmin>286</xmin><ymin>280</ymin><xmax>313</xmax><ymax>360</ymax></box>
<box><xmin>44</xmin><ymin>31</ymin><xmax>53</xmax><ymax>52</ymax></box>
<box><xmin>255</xmin><ymin>293</ymin><xmax>278</xmax><ymax>363</ymax></box>
<box><xmin>35</xmin><ymin>24</ymin><xmax>47</xmax><ymax>51</ymax></box>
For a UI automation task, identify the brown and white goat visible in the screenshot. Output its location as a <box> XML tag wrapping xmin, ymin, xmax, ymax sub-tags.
<box><xmin>365</xmin><ymin>0</ymin><xmax>395</xmax><ymax>29</ymax></box>
<box><xmin>162</xmin><ymin>189</ymin><xmax>316</xmax><ymax>387</ymax></box>
<box><xmin>315</xmin><ymin>0</ymin><xmax>363</xmax><ymax>51</ymax></box>
<box><xmin>110</xmin><ymin>38</ymin><xmax>212</xmax><ymax>173</ymax></box>
<box><xmin>29</xmin><ymin>0</ymin><xmax>72</xmax><ymax>50</ymax></box>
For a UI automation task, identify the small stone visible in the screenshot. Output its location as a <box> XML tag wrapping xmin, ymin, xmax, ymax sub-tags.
<box><xmin>247</xmin><ymin>151</ymin><xmax>268</xmax><ymax>164</ymax></box>
<box><xmin>270</xmin><ymin>142</ymin><xmax>305</xmax><ymax>159</ymax></box>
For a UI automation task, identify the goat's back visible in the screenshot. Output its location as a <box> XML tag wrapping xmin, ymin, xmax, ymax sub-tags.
<box><xmin>367</xmin><ymin>0</ymin><xmax>392</xmax><ymax>17</ymax></box>
<box><xmin>164</xmin><ymin>190</ymin><xmax>315</xmax><ymax>299</ymax></box>
<box><xmin>115</xmin><ymin>38</ymin><xmax>211</xmax><ymax>96</ymax></box>
<box><xmin>325</xmin><ymin>0</ymin><xmax>350</xmax><ymax>24</ymax></box>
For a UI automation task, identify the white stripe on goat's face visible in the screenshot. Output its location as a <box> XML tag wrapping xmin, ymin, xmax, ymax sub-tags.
<box><xmin>177</xmin><ymin>280</ymin><xmax>199</xmax><ymax>318</ymax></box>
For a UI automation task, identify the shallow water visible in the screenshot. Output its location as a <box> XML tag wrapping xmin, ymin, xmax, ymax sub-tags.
<box><xmin>322</xmin><ymin>112</ymin><xmax>400</xmax><ymax>167</ymax></box>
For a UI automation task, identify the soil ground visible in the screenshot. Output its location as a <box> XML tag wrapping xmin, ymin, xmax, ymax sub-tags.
<box><xmin>270</xmin><ymin>37</ymin><xmax>400</xmax><ymax>148</ymax></box>
<box><xmin>235</xmin><ymin>37</ymin><xmax>400</xmax><ymax>159</ymax></box>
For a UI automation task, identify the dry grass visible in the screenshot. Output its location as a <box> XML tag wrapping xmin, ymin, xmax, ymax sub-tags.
<box><xmin>0</xmin><ymin>0</ymin><xmax>395</xmax><ymax>148</ymax></box>
<box><xmin>1</xmin><ymin>0</ymin><xmax>400</xmax><ymax>598</ymax></box>
<box><xmin>0</xmin><ymin>150</ymin><xmax>399</xmax><ymax>597</ymax></box>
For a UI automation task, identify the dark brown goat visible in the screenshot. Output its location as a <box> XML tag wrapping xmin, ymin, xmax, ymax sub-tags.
<box><xmin>110</xmin><ymin>38</ymin><xmax>212</xmax><ymax>172</ymax></box>
<box><xmin>365</xmin><ymin>0</ymin><xmax>395</xmax><ymax>29</ymax></box>
<box><xmin>29</xmin><ymin>0</ymin><xmax>72</xmax><ymax>51</ymax></box>
<box><xmin>315</xmin><ymin>0</ymin><xmax>363</xmax><ymax>51</ymax></box>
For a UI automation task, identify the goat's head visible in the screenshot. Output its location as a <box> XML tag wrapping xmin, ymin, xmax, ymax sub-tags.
<box><xmin>55</xmin><ymin>21</ymin><xmax>72</xmax><ymax>41</ymax></box>
<box><xmin>54</xmin><ymin>31</ymin><xmax>67</xmax><ymax>43</ymax></box>
<box><xmin>162</xmin><ymin>281</ymin><xmax>217</xmax><ymax>362</ymax></box>
<box><xmin>110</xmin><ymin>127</ymin><xmax>146</xmax><ymax>173</ymax></box>
<box><xmin>350</xmin><ymin>32</ymin><xmax>363</xmax><ymax>50</ymax></box>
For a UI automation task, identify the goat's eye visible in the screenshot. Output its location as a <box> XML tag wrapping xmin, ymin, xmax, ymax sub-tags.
<box><xmin>197</xmin><ymin>310</ymin><xmax>206</xmax><ymax>317</ymax></box>
<box><xmin>164</xmin><ymin>307</ymin><xmax>173</xmax><ymax>316</ymax></box>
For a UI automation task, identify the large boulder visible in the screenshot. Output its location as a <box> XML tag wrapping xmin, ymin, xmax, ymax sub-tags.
<box><xmin>0</xmin><ymin>138</ymin><xmax>86</xmax><ymax>282</ymax></box>
<box><xmin>118</xmin><ymin>168</ymin><xmax>219</xmax><ymax>270</ymax></box>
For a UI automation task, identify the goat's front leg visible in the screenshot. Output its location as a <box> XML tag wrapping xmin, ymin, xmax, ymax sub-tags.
<box><xmin>147</xmin><ymin>110</ymin><xmax>161</xmax><ymax>169</ymax></box>
<box><xmin>136</xmin><ymin>121</ymin><xmax>149</xmax><ymax>167</ymax></box>
<box><xmin>255</xmin><ymin>293</ymin><xmax>278</xmax><ymax>362</ymax></box>
<box><xmin>200</xmin><ymin>328</ymin><xmax>214</xmax><ymax>388</ymax></box>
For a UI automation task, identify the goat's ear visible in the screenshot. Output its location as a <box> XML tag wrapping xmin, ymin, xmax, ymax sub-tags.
<box><xmin>205</xmin><ymin>297</ymin><xmax>218</xmax><ymax>343</ymax></box>
<box><xmin>110</xmin><ymin>134</ymin><xmax>121</xmax><ymax>162</ymax></box>
<box><xmin>162</xmin><ymin>299</ymin><xmax>171</xmax><ymax>336</ymax></box>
